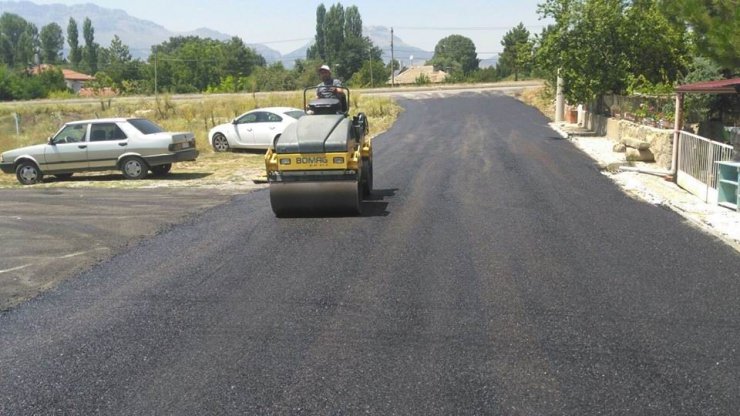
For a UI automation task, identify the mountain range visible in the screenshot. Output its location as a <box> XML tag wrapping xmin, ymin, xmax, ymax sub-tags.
<box><xmin>0</xmin><ymin>1</ymin><xmax>496</xmax><ymax>68</ymax></box>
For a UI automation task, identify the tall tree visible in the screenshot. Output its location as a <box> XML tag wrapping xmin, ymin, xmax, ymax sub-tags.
<box><xmin>323</xmin><ymin>3</ymin><xmax>345</xmax><ymax>66</ymax></box>
<box><xmin>0</xmin><ymin>13</ymin><xmax>38</xmax><ymax>68</ymax></box>
<box><xmin>82</xmin><ymin>17</ymin><xmax>98</xmax><ymax>73</ymax></box>
<box><xmin>497</xmin><ymin>23</ymin><xmax>533</xmax><ymax>81</ymax></box>
<box><xmin>428</xmin><ymin>34</ymin><xmax>480</xmax><ymax>75</ymax></box>
<box><xmin>307</xmin><ymin>3</ymin><xmax>381</xmax><ymax>81</ymax></box>
<box><xmin>344</xmin><ymin>5</ymin><xmax>362</xmax><ymax>38</ymax></box>
<box><xmin>67</xmin><ymin>18</ymin><xmax>82</xmax><ymax>69</ymax></box>
<box><xmin>39</xmin><ymin>22</ymin><xmax>64</xmax><ymax>64</ymax></box>
<box><xmin>307</xmin><ymin>4</ymin><xmax>327</xmax><ymax>62</ymax></box>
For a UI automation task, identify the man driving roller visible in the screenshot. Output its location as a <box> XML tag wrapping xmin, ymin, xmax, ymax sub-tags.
<box><xmin>316</xmin><ymin>64</ymin><xmax>346</xmax><ymax>99</ymax></box>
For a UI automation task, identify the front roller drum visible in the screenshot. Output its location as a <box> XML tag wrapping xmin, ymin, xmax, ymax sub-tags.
<box><xmin>269</xmin><ymin>180</ymin><xmax>361</xmax><ymax>217</ymax></box>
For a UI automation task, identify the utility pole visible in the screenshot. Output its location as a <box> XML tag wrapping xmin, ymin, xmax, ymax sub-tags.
<box><xmin>555</xmin><ymin>68</ymin><xmax>564</xmax><ymax>123</ymax></box>
<box><xmin>391</xmin><ymin>27</ymin><xmax>395</xmax><ymax>87</ymax></box>
<box><xmin>154</xmin><ymin>49</ymin><xmax>158</xmax><ymax>98</ymax></box>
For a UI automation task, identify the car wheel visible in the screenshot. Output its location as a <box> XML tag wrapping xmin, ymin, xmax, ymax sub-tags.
<box><xmin>54</xmin><ymin>173</ymin><xmax>74</xmax><ymax>180</ymax></box>
<box><xmin>212</xmin><ymin>133</ymin><xmax>230</xmax><ymax>152</ymax></box>
<box><xmin>15</xmin><ymin>161</ymin><xmax>43</xmax><ymax>185</ymax></box>
<box><xmin>150</xmin><ymin>163</ymin><xmax>172</xmax><ymax>176</ymax></box>
<box><xmin>120</xmin><ymin>156</ymin><xmax>148</xmax><ymax>180</ymax></box>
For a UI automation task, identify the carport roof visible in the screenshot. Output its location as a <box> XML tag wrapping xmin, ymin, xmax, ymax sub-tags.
<box><xmin>675</xmin><ymin>77</ymin><xmax>740</xmax><ymax>94</ymax></box>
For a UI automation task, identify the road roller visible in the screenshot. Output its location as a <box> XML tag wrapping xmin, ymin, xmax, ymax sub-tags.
<box><xmin>265</xmin><ymin>87</ymin><xmax>372</xmax><ymax>216</ymax></box>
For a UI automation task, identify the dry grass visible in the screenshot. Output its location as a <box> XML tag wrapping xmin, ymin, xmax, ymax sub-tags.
<box><xmin>0</xmin><ymin>92</ymin><xmax>402</xmax><ymax>188</ymax></box>
<box><xmin>518</xmin><ymin>86</ymin><xmax>555</xmax><ymax>120</ymax></box>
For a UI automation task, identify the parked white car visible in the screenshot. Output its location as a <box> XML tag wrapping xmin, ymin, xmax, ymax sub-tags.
<box><xmin>208</xmin><ymin>107</ymin><xmax>305</xmax><ymax>151</ymax></box>
<box><xmin>0</xmin><ymin>118</ymin><xmax>198</xmax><ymax>185</ymax></box>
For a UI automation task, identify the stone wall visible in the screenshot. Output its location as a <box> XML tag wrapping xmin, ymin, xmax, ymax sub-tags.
<box><xmin>587</xmin><ymin>114</ymin><xmax>674</xmax><ymax>170</ymax></box>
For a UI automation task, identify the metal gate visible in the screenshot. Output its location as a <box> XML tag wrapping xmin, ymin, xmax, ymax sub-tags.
<box><xmin>676</xmin><ymin>131</ymin><xmax>734</xmax><ymax>204</ymax></box>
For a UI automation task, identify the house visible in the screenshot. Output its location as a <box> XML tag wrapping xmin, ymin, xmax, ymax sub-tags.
<box><xmin>62</xmin><ymin>69</ymin><xmax>95</xmax><ymax>93</ymax></box>
<box><xmin>29</xmin><ymin>64</ymin><xmax>96</xmax><ymax>93</ymax></box>
<box><xmin>390</xmin><ymin>65</ymin><xmax>448</xmax><ymax>85</ymax></box>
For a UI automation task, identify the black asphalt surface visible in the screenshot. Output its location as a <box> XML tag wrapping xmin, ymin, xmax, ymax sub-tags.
<box><xmin>1</xmin><ymin>92</ymin><xmax>739</xmax><ymax>415</ymax></box>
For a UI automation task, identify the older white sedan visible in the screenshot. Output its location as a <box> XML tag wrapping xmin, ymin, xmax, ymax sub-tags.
<box><xmin>208</xmin><ymin>107</ymin><xmax>305</xmax><ymax>152</ymax></box>
<box><xmin>0</xmin><ymin>118</ymin><xmax>198</xmax><ymax>185</ymax></box>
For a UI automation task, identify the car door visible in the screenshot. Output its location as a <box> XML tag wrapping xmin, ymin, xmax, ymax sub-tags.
<box><xmin>252</xmin><ymin>112</ymin><xmax>284</xmax><ymax>147</ymax></box>
<box><xmin>42</xmin><ymin>123</ymin><xmax>89</xmax><ymax>172</ymax></box>
<box><xmin>231</xmin><ymin>113</ymin><xmax>258</xmax><ymax>146</ymax></box>
<box><xmin>86</xmin><ymin>122</ymin><xmax>128</xmax><ymax>170</ymax></box>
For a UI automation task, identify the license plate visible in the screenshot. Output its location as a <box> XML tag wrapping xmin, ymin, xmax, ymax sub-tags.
<box><xmin>181</xmin><ymin>142</ymin><xmax>190</xmax><ymax>149</ymax></box>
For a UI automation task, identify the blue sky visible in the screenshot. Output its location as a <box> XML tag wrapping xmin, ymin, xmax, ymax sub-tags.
<box><xmin>31</xmin><ymin>0</ymin><xmax>550</xmax><ymax>57</ymax></box>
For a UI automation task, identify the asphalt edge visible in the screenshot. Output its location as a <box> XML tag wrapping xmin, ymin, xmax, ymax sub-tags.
<box><xmin>548</xmin><ymin>122</ymin><xmax>740</xmax><ymax>253</ymax></box>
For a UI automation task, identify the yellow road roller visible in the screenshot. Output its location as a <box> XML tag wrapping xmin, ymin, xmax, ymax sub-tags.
<box><xmin>265</xmin><ymin>87</ymin><xmax>372</xmax><ymax>216</ymax></box>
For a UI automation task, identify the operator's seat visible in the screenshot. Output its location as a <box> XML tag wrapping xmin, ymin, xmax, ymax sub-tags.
<box><xmin>308</xmin><ymin>97</ymin><xmax>346</xmax><ymax>115</ymax></box>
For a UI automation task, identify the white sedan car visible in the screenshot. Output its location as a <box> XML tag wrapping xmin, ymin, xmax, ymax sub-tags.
<box><xmin>208</xmin><ymin>107</ymin><xmax>305</xmax><ymax>152</ymax></box>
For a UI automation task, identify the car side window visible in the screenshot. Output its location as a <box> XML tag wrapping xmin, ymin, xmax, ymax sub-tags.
<box><xmin>237</xmin><ymin>113</ymin><xmax>259</xmax><ymax>124</ymax></box>
<box><xmin>265</xmin><ymin>113</ymin><xmax>283</xmax><ymax>122</ymax></box>
<box><xmin>89</xmin><ymin>123</ymin><xmax>127</xmax><ymax>142</ymax></box>
<box><xmin>52</xmin><ymin>124</ymin><xmax>88</xmax><ymax>144</ymax></box>
<box><xmin>109</xmin><ymin>125</ymin><xmax>127</xmax><ymax>140</ymax></box>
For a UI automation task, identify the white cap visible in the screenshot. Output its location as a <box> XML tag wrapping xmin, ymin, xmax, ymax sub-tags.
<box><xmin>319</xmin><ymin>64</ymin><xmax>331</xmax><ymax>72</ymax></box>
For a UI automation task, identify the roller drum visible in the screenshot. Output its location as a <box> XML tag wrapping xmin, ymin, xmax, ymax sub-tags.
<box><xmin>269</xmin><ymin>180</ymin><xmax>361</xmax><ymax>216</ymax></box>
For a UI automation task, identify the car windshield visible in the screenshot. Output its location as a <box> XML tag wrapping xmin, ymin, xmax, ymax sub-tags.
<box><xmin>128</xmin><ymin>118</ymin><xmax>164</xmax><ymax>135</ymax></box>
<box><xmin>285</xmin><ymin>110</ymin><xmax>305</xmax><ymax>120</ymax></box>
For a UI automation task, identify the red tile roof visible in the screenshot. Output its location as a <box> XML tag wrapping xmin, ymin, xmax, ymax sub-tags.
<box><xmin>28</xmin><ymin>65</ymin><xmax>95</xmax><ymax>81</ymax></box>
<box><xmin>61</xmin><ymin>69</ymin><xmax>95</xmax><ymax>81</ymax></box>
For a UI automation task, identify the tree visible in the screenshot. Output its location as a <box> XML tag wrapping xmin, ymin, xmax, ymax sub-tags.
<box><xmin>222</xmin><ymin>36</ymin><xmax>265</xmax><ymax>78</ymax></box>
<box><xmin>149</xmin><ymin>36</ymin><xmax>267</xmax><ymax>93</ymax></box>
<box><xmin>0</xmin><ymin>13</ymin><xmax>38</xmax><ymax>68</ymax></box>
<box><xmin>39</xmin><ymin>23</ymin><xmax>64</xmax><ymax>64</ymax></box>
<box><xmin>306</xmin><ymin>4</ymin><xmax>327</xmax><ymax>61</ymax></box>
<box><xmin>624</xmin><ymin>1</ymin><xmax>689</xmax><ymax>86</ymax></box>
<box><xmin>67</xmin><ymin>18</ymin><xmax>82</xmax><ymax>69</ymax></box>
<box><xmin>307</xmin><ymin>3</ymin><xmax>381</xmax><ymax>82</ymax></box>
<box><xmin>82</xmin><ymin>17</ymin><xmax>98</xmax><ymax>73</ymax></box>
<box><xmin>536</xmin><ymin>0</ymin><xmax>691</xmax><ymax>107</ymax></box>
<box><xmin>96</xmin><ymin>35</ymin><xmax>145</xmax><ymax>93</ymax></box>
<box><xmin>497</xmin><ymin>23</ymin><xmax>533</xmax><ymax>81</ymax></box>
<box><xmin>660</xmin><ymin>0</ymin><xmax>739</xmax><ymax>73</ymax></box>
<box><xmin>344</xmin><ymin>5</ymin><xmax>362</xmax><ymax>38</ymax></box>
<box><xmin>323</xmin><ymin>3</ymin><xmax>345</xmax><ymax>66</ymax></box>
<box><xmin>349</xmin><ymin>59</ymin><xmax>389</xmax><ymax>88</ymax></box>
<box><xmin>428</xmin><ymin>34</ymin><xmax>479</xmax><ymax>75</ymax></box>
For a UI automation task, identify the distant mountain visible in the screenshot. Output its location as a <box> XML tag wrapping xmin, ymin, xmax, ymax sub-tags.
<box><xmin>0</xmin><ymin>1</ymin><xmax>282</xmax><ymax>60</ymax></box>
<box><xmin>0</xmin><ymin>2</ymin><xmax>452</xmax><ymax>68</ymax></box>
<box><xmin>364</xmin><ymin>26</ymin><xmax>434</xmax><ymax>65</ymax></box>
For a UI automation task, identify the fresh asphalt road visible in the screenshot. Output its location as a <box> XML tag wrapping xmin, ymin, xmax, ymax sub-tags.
<box><xmin>1</xmin><ymin>92</ymin><xmax>739</xmax><ymax>415</ymax></box>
